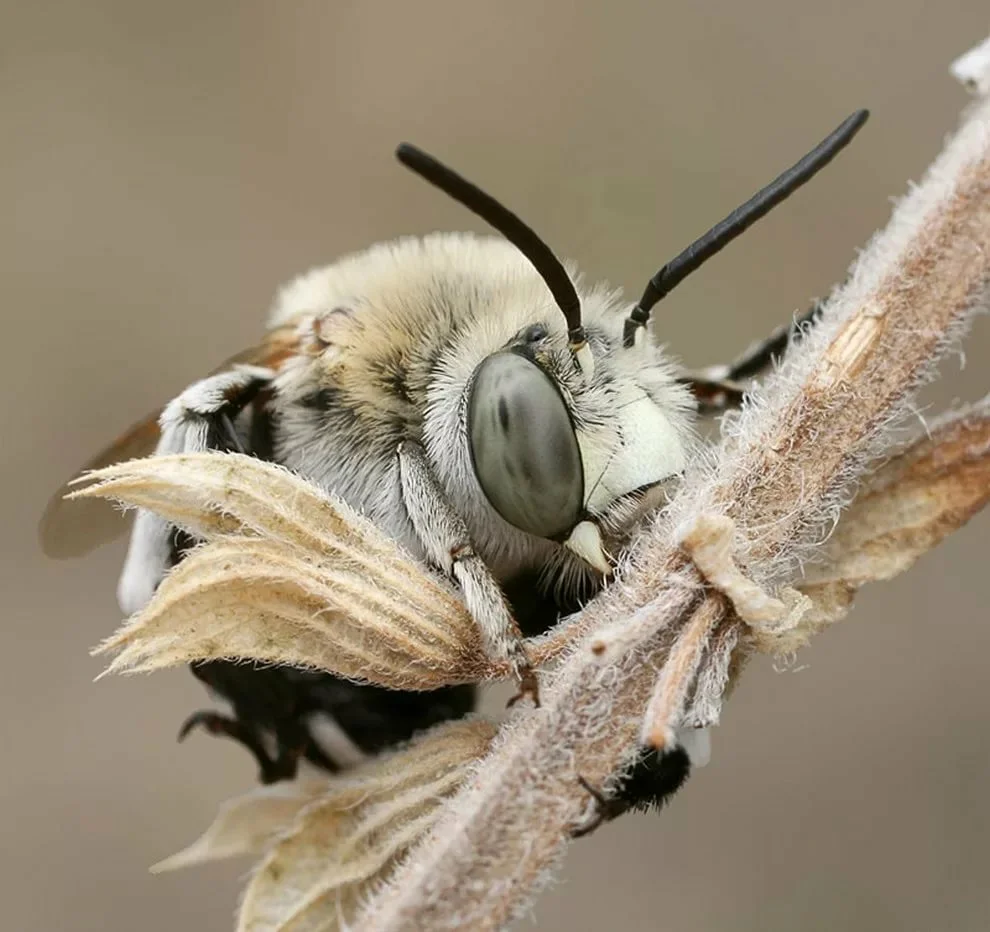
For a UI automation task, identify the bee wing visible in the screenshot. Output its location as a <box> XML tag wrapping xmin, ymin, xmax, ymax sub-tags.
<box><xmin>39</xmin><ymin>414</ymin><xmax>162</xmax><ymax>558</ymax></box>
<box><xmin>38</xmin><ymin>325</ymin><xmax>299</xmax><ymax>559</ymax></box>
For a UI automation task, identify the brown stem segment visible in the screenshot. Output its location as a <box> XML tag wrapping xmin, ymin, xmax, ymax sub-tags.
<box><xmin>359</xmin><ymin>93</ymin><xmax>990</xmax><ymax>932</ymax></box>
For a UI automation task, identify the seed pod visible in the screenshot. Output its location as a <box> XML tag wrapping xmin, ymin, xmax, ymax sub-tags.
<box><xmin>236</xmin><ymin>720</ymin><xmax>496</xmax><ymax>932</ymax></box>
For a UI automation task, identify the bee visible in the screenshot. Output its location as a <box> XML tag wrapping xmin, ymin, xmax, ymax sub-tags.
<box><xmin>40</xmin><ymin>109</ymin><xmax>868</xmax><ymax>824</ymax></box>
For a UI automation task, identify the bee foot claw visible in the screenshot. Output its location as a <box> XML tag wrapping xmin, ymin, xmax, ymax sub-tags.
<box><xmin>569</xmin><ymin>774</ymin><xmax>628</xmax><ymax>839</ymax></box>
<box><xmin>176</xmin><ymin>708</ymin><xmax>293</xmax><ymax>784</ymax></box>
<box><xmin>177</xmin><ymin>709</ymin><xmax>229</xmax><ymax>741</ymax></box>
<box><xmin>506</xmin><ymin>667</ymin><xmax>541</xmax><ymax>708</ymax></box>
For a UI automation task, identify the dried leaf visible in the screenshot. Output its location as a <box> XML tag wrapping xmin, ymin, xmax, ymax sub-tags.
<box><xmin>93</xmin><ymin>537</ymin><xmax>487</xmax><ymax>688</ymax></box>
<box><xmin>236</xmin><ymin>719</ymin><xmax>496</xmax><ymax>932</ymax></box>
<box><xmin>150</xmin><ymin>779</ymin><xmax>330</xmax><ymax>873</ymax></box>
<box><xmin>771</xmin><ymin>400</ymin><xmax>990</xmax><ymax>652</ymax></box>
<box><xmin>77</xmin><ymin>453</ymin><xmax>491</xmax><ymax>689</ymax></box>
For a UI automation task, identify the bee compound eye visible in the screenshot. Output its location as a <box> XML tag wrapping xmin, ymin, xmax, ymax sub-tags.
<box><xmin>467</xmin><ymin>352</ymin><xmax>584</xmax><ymax>539</ymax></box>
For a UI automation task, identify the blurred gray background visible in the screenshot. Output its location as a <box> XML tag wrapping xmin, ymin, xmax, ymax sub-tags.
<box><xmin>3</xmin><ymin>2</ymin><xmax>989</xmax><ymax>930</ymax></box>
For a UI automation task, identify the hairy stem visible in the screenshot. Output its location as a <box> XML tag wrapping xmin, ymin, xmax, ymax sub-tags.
<box><xmin>359</xmin><ymin>91</ymin><xmax>990</xmax><ymax>930</ymax></box>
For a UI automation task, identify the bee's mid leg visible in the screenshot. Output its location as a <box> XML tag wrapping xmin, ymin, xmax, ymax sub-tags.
<box><xmin>397</xmin><ymin>441</ymin><xmax>538</xmax><ymax>706</ymax></box>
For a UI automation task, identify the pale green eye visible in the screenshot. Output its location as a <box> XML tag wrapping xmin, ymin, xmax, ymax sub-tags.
<box><xmin>467</xmin><ymin>352</ymin><xmax>584</xmax><ymax>539</ymax></box>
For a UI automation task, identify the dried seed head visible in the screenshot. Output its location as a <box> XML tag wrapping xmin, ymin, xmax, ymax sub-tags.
<box><xmin>150</xmin><ymin>779</ymin><xmax>331</xmax><ymax>873</ymax></box>
<box><xmin>235</xmin><ymin>719</ymin><xmax>496</xmax><ymax>932</ymax></box>
<box><xmin>75</xmin><ymin>453</ymin><xmax>493</xmax><ymax>689</ymax></box>
<box><xmin>77</xmin><ymin>452</ymin><xmax>597</xmax><ymax>684</ymax></box>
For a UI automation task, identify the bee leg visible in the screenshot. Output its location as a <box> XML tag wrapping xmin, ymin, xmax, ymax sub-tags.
<box><xmin>301</xmin><ymin>734</ymin><xmax>343</xmax><ymax>774</ymax></box>
<box><xmin>679</xmin><ymin>300</ymin><xmax>823</xmax><ymax>414</ymax></box>
<box><xmin>677</xmin><ymin>376</ymin><xmax>747</xmax><ymax>414</ymax></box>
<box><xmin>268</xmin><ymin>719</ymin><xmax>312</xmax><ymax>782</ymax></box>
<box><xmin>185</xmin><ymin>661</ymin><xmax>338</xmax><ymax>781</ymax></box>
<box><xmin>397</xmin><ymin>441</ymin><xmax>539</xmax><ymax>707</ymax></box>
<box><xmin>116</xmin><ymin>365</ymin><xmax>274</xmax><ymax>616</ymax></box>
<box><xmin>178</xmin><ymin>710</ymin><xmax>300</xmax><ymax>784</ymax></box>
<box><xmin>570</xmin><ymin>746</ymin><xmax>692</xmax><ymax>839</ymax></box>
<box><xmin>569</xmin><ymin>775</ymin><xmax>631</xmax><ymax>839</ymax></box>
<box><xmin>178</xmin><ymin>709</ymin><xmax>313</xmax><ymax>784</ymax></box>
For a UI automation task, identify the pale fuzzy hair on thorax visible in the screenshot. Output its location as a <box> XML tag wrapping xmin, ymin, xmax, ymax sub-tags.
<box><xmin>267</xmin><ymin>232</ymin><xmax>695</xmax><ymax>446</ymax></box>
<box><xmin>269</xmin><ymin>233</ymin><xmax>562</xmax><ymax>331</ymax></box>
<box><xmin>267</xmin><ymin>231</ymin><xmax>693</xmax><ymax>393</ymax></box>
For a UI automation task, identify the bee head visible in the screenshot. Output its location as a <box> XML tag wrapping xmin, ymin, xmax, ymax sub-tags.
<box><xmin>462</xmin><ymin>298</ymin><xmax>694</xmax><ymax>575</ymax></box>
<box><xmin>399</xmin><ymin>112</ymin><xmax>868</xmax><ymax>572</ymax></box>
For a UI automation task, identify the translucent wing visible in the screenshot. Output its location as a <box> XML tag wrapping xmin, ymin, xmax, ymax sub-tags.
<box><xmin>38</xmin><ymin>325</ymin><xmax>299</xmax><ymax>559</ymax></box>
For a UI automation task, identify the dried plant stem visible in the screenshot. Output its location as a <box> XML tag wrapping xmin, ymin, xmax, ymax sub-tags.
<box><xmin>640</xmin><ymin>598</ymin><xmax>721</xmax><ymax>750</ymax></box>
<box><xmin>358</xmin><ymin>92</ymin><xmax>990</xmax><ymax>929</ymax></box>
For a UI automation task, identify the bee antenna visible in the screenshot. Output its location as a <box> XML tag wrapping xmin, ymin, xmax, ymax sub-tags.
<box><xmin>396</xmin><ymin>143</ymin><xmax>591</xmax><ymax>371</ymax></box>
<box><xmin>623</xmin><ymin>108</ymin><xmax>870</xmax><ymax>347</ymax></box>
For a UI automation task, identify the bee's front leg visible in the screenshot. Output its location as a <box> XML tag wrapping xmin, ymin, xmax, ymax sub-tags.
<box><xmin>397</xmin><ymin>441</ymin><xmax>539</xmax><ymax>707</ymax></box>
<box><xmin>680</xmin><ymin>300</ymin><xmax>823</xmax><ymax>413</ymax></box>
